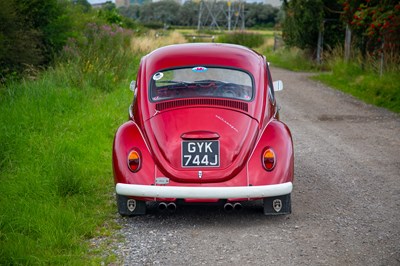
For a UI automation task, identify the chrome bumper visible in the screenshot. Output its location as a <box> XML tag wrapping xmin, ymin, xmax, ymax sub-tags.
<box><xmin>116</xmin><ymin>182</ymin><xmax>293</xmax><ymax>199</ymax></box>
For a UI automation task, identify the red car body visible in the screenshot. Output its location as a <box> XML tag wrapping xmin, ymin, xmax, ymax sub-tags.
<box><xmin>113</xmin><ymin>43</ymin><xmax>294</xmax><ymax>215</ymax></box>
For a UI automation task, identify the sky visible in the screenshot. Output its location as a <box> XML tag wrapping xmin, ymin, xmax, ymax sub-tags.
<box><xmin>88</xmin><ymin>0</ymin><xmax>282</xmax><ymax>6</ymax></box>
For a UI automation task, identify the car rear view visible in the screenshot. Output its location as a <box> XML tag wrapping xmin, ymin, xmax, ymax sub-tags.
<box><xmin>112</xmin><ymin>43</ymin><xmax>294</xmax><ymax>216</ymax></box>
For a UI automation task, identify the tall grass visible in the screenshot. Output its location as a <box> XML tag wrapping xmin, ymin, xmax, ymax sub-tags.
<box><xmin>59</xmin><ymin>23</ymin><xmax>135</xmax><ymax>92</ymax></box>
<box><xmin>261</xmin><ymin>46</ymin><xmax>319</xmax><ymax>71</ymax></box>
<box><xmin>314</xmin><ymin>58</ymin><xmax>400</xmax><ymax>113</ymax></box>
<box><xmin>0</xmin><ymin>22</ymin><xmax>138</xmax><ymax>264</ymax></box>
<box><xmin>130</xmin><ymin>30</ymin><xmax>187</xmax><ymax>53</ymax></box>
<box><xmin>217</xmin><ymin>31</ymin><xmax>264</xmax><ymax>48</ymax></box>
<box><xmin>261</xmin><ymin>39</ymin><xmax>400</xmax><ymax>113</ymax></box>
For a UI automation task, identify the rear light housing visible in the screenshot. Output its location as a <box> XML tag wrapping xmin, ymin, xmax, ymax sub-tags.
<box><xmin>262</xmin><ymin>148</ymin><xmax>276</xmax><ymax>171</ymax></box>
<box><xmin>127</xmin><ymin>149</ymin><xmax>141</xmax><ymax>172</ymax></box>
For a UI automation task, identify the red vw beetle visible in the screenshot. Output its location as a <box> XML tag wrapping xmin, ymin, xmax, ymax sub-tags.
<box><xmin>113</xmin><ymin>43</ymin><xmax>294</xmax><ymax>216</ymax></box>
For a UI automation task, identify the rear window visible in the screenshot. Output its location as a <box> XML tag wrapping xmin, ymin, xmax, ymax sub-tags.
<box><xmin>150</xmin><ymin>67</ymin><xmax>253</xmax><ymax>102</ymax></box>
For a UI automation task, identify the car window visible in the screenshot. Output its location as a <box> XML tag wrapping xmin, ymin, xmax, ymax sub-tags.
<box><xmin>150</xmin><ymin>67</ymin><xmax>253</xmax><ymax>102</ymax></box>
<box><xmin>266</xmin><ymin>65</ymin><xmax>275</xmax><ymax>102</ymax></box>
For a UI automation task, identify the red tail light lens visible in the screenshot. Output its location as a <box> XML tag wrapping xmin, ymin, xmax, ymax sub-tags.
<box><xmin>127</xmin><ymin>150</ymin><xmax>141</xmax><ymax>172</ymax></box>
<box><xmin>262</xmin><ymin>148</ymin><xmax>276</xmax><ymax>171</ymax></box>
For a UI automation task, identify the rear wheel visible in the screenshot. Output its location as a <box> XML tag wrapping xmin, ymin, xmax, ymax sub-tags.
<box><xmin>263</xmin><ymin>194</ymin><xmax>291</xmax><ymax>215</ymax></box>
<box><xmin>116</xmin><ymin>194</ymin><xmax>146</xmax><ymax>216</ymax></box>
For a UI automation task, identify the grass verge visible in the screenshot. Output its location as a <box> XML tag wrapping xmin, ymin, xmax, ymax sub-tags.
<box><xmin>0</xmin><ymin>68</ymin><xmax>135</xmax><ymax>264</ymax></box>
<box><xmin>261</xmin><ymin>47</ymin><xmax>319</xmax><ymax>71</ymax></box>
<box><xmin>260</xmin><ymin>43</ymin><xmax>399</xmax><ymax>113</ymax></box>
<box><xmin>0</xmin><ymin>25</ymin><xmax>138</xmax><ymax>265</ymax></box>
<box><xmin>313</xmin><ymin>60</ymin><xmax>400</xmax><ymax>113</ymax></box>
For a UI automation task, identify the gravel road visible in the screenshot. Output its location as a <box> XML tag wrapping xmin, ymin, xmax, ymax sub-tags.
<box><xmin>108</xmin><ymin>67</ymin><xmax>400</xmax><ymax>266</ymax></box>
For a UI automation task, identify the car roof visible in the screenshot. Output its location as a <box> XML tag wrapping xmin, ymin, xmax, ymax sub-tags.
<box><xmin>142</xmin><ymin>43</ymin><xmax>265</xmax><ymax>73</ymax></box>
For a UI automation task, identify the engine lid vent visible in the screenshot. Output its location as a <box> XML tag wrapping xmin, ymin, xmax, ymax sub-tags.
<box><xmin>155</xmin><ymin>99</ymin><xmax>248</xmax><ymax>112</ymax></box>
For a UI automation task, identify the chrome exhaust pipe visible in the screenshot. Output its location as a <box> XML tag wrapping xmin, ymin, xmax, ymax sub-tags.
<box><xmin>224</xmin><ymin>203</ymin><xmax>234</xmax><ymax>212</ymax></box>
<box><xmin>158</xmin><ymin>202</ymin><xmax>167</xmax><ymax>211</ymax></box>
<box><xmin>167</xmin><ymin>202</ymin><xmax>177</xmax><ymax>213</ymax></box>
<box><xmin>233</xmin><ymin>202</ymin><xmax>243</xmax><ymax>211</ymax></box>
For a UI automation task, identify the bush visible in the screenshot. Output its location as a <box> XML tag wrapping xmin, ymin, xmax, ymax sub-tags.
<box><xmin>0</xmin><ymin>22</ymin><xmax>139</xmax><ymax>265</ymax></box>
<box><xmin>217</xmin><ymin>31</ymin><xmax>264</xmax><ymax>48</ymax></box>
<box><xmin>59</xmin><ymin>23</ymin><xmax>135</xmax><ymax>92</ymax></box>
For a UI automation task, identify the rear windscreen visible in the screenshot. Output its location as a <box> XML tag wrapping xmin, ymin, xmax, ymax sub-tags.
<box><xmin>150</xmin><ymin>66</ymin><xmax>253</xmax><ymax>102</ymax></box>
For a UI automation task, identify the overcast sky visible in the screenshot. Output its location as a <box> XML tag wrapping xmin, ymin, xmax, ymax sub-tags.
<box><xmin>88</xmin><ymin>0</ymin><xmax>282</xmax><ymax>6</ymax></box>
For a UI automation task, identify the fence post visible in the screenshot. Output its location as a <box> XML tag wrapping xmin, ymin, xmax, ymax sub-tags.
<box><xmin>344</xmin><ymin>24</ymin><xmax>351</xmax><ymax>62</ymax></box>
<box><xmin>317</xmin><ymin>29</ymin><xmax>323</xmax><ymax>65</ymax></box>
<box><xmin>380</xmin><ymin>38</ymin><xmax>384</xmax><ymax>77</ymax></box>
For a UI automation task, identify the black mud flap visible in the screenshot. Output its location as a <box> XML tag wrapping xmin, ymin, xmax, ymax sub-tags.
<box><xmin>263</xmin><ymin>194</ymin><xmax>291</xmax><ymax>215</ymax></box>
<box><xmin>117</xmin><ymin>194</ymin><xmax>146</xmax><ymax>216</ymax></box>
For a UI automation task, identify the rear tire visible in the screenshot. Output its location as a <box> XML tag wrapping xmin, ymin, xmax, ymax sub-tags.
<box><xmin>116</xmin><ymin>194</ymin><xmax>146</xmax><ymax>216</ymax></box>
<box><xmin>263</xmin><ymin>194</ymin><xmax>291</xmax><ymax>215</ymax></box>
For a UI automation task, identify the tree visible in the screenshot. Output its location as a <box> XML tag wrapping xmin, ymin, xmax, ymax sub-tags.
<box><xmin>341</xmin><ymin>0</ymin><xmax>400</xmax><ymax>59</ymax></box>
<box><xmin>178</xmin><ymin>1</ymin><xmax>199</xmax><ymax>27</ymax></box>
<box><xmin>0</xmin><ymin>0</ymin><xmax>72</xmax><ymax>82</ymax></box>
<box><xmin>282</xmin><ymin>0</ymin><xmax>344</xmax><ymax>56</ymax></box>
<box><xmin>245</xmin><ymin>3</ymin><xmax>278</xmax><ymax>28</ymax></box>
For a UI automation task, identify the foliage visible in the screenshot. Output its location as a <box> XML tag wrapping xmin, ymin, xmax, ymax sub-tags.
<box><xmin>0</xmin><ymin>1</ymin><xmax>143</xmax><ymax>263</ymax></box>
<box><xmin>0</xmin><ymin>3</ymin><xmax>40</xmax><ymax>80</ymax></box>
<box><xmin>217</xmin><ymin>31</ymin><xmax>265</xmax><ymax>48</ymax></box>
<box><xmin>245</xmin><ymin>3</ymin><xmax>278</xmax><ymax>28</ymax></box>
<box><xmin>178</xmin><ymin>1</ymin><xmax>200</xmax><ymax>27</ymax></box>
<box><xmin>260</xmin><ymin>46</ymin><xmax>320</xmax><ymax>71</ymax></box>
<box><xmin>0</xmin><ymin>0</ymin><xmax>139</xmax><ymax>84</ymax></box>
<box><xmin>0</xmin><ymin>18</ymin><xmax>139</xmax><ymax>266</ymax></box>
<box><xmin>0</xmin><ymin>0</ymin><xmax>72</xmax><ymax>82</ymax></box>
<box><xmin>341</xmin><ymin>0</ymin><xmax>400</xmax><ymax>64</ymax></box>
<box><xmin>118</xmin><ymin>1</ymin><xmax>279</xmax><ymax>29</ymax></box>
<box><xmin>60</xmin><ymin>23</ymin><xmax>134</xmax><ymax>92</ymax></box>
<box><xmin>139</xmin><ymin>0</ymin><xmax>182</xmax><ymax>26</ymax></box>
<box><xmin>282</xmin><ymin>0</ymin><xmax>344</xmax><ymax>56</ymax></box>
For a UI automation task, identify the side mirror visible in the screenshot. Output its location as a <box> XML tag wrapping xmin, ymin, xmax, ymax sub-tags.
<box><xmin>273</xmin><ymin>80</ymin><xmax>283</xmax><ymax>92</ymax></box>
<box><xmin>129</xmin><ymin>80</ymin><xmax>136</xmax><ymax>92</ymax></box>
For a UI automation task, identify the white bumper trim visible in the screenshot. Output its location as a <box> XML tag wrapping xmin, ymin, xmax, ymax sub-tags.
<box><xmin>116</xmin><ymin>182</ymin><xmax>293</xmax><ymax>199</ymax></box>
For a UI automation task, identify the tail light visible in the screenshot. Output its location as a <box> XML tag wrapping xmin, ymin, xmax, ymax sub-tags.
<box><xmin>127</xmin><ymin>149</ymin><xmax>141</xmax><ymax>172</ymax></box>
<box><xmin>262</xmin><ymin>148</ymin><xmax>276</xmax><ymax>171</ymax></box>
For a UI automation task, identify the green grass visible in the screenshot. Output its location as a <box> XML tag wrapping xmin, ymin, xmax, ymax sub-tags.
<box><xmin>0</xmin><ymin>71</ymin><xmax>136</xmax><ymax>264</ymax></box>
<box><xmin>217</xmin><ymin>31</ymin><xmax>265</xmax><ymax>48</ymax></box>
<box><xmin>261</xmin><ymin>46</ymin><xmax>319</xmax><ymax>71</ymax></box>
<box><xmin>313</xmin><ymin>60</ymin><xmax>400</xmax><ymax>113</ymax></box>
<box><xmin>260</xmin><ymin>44</ymin><xmax>399</xmax><ymax>113</ymax></box>
<box><xmin>0</xmin><ymin>23</ymin><xmax>139</xmax><ymax>264</ymax></box>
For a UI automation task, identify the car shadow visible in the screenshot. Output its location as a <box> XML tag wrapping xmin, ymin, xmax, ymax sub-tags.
<box><xmin>119</xmin><ymin>200</ymin><xmax>291</xmax><ymax>229</ymax></box>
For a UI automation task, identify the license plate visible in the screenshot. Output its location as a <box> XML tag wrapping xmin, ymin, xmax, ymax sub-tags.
<box><xmin>182</xmin><ymin>140</ymin><xmax>220</xmax><ymax>167</ymax></box>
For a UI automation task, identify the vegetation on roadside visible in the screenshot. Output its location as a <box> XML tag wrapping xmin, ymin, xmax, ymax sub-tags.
<box><xmin>0</xmin><ymin>21</ymin><xmax>136</xmax><ymax>266</ymax></box>
<box><xmin>0</xmin><ymin>0</ymin><xmax>137</xmax><ymax>84</ymax></box>
<box><xmin>314</xmin><ymin>59</ymin><xmax>400</xmax><ymax>113</ymax></box>
<box><xmin>262</xmin><ymin>47</ymin><xmax>319</xmax><ymax>72</ymax></box>
<box><xmin>268</xmin><ymin>0</ymin><xmax>400</xmax><ymax>113</ymax></box>
<box><xmin>262</xmin><ymin>43</ymin><xmax>400</xmax><ymax>113</ymax></box>
<box><xmin>218</xmin><ymin>31</ymin><xmax>265</xmax><ymax>48</ymax></box>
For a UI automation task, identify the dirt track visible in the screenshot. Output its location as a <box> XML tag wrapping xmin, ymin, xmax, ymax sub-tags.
<box><xmin>110</xmin><ymin>67</ymin><xmax>400</xmax><ymax>265</ymax></box>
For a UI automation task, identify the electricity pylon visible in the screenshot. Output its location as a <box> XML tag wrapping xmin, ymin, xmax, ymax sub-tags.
<box><xmin>197</xmin><ymin>0</ymin><xmax>245</xmax><ymax>31</ymax></box>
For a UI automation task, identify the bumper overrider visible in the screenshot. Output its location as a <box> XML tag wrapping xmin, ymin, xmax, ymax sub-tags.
<box><xmin>116</xmin><ymin>182</ymin><xmax>293</xmax><ymax>199</ymax></box>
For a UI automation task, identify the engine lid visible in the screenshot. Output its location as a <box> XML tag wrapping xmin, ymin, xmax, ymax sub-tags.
<box><xmin>144</xmin><ymin>107</ymin><xmax>259</xmax><ymax>183</ymax></box>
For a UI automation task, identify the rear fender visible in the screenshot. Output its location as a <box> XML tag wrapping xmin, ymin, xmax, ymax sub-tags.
<box><xmin>113</xmin><ymin>121</ymin><xmax>155</xmax><ymax>185</ymax></box>
<box><xmin>247</xmin><ymin>120</ymin><xmax>294</xmax><ymax>186</ymax></box>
